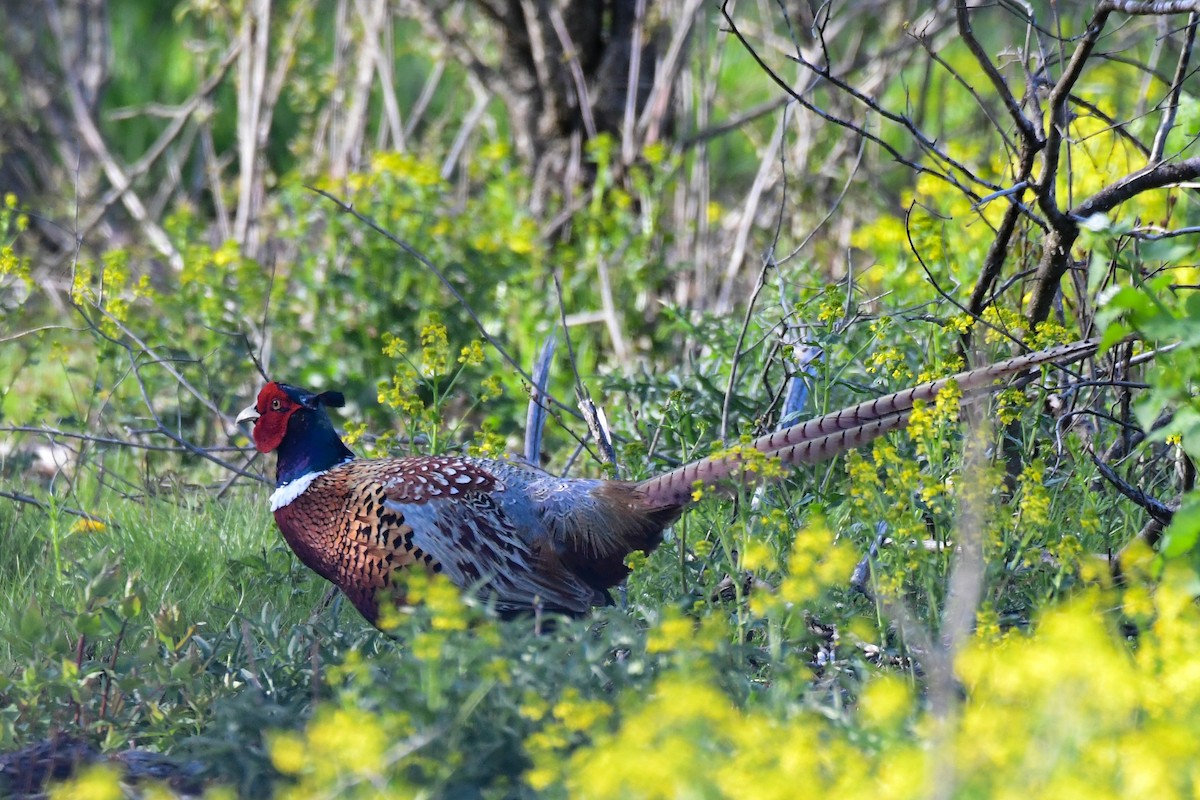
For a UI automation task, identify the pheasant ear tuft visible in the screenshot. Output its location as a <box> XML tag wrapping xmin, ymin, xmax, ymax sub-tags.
<box><xmin>317</xmin><ymin>391</ymin><xmax>346</xmax><ymax>408</ymax></box>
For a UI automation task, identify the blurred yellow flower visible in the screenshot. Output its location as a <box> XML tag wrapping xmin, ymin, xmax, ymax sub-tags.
<box><xmin>70</xmin><ymin>517</ymin><xmax>107</xmax><ymax>535</ymax></box>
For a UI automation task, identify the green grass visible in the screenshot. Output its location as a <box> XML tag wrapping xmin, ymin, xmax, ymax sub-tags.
<box><xmin>0</xmin><ymin>492</ymin><xmax>330</xmax><ymax>649</ymax></box>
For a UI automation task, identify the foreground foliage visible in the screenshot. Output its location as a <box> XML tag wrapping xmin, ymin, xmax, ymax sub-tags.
<box><xmin>3</xmin><ymin>463</ymin><xmax>1200</xmax><ymax>798</ymax></box>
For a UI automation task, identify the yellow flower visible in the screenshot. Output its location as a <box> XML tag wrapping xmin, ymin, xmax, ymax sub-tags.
<box><xmin>867</xmin><ymin>345</ymin><xmax>907</xmax><ymax>378</ymax></box>
<box><xmin>906</xmin><ymin>399</ymin><xmax>931</xmax><ymax>441</ymax></box>
<box><xmin>509</xmin><ymin>219</ymin><xmax>538</xmax><ymax>254</ymax></box>
<box><xmin>817</xmin><ymin>292</ymin><xmax>845</xmax><ymax>324</ymax></box>
<box><xmin>269</xmin><ymin>732</ymin><xmax>307</xmax><ymax>775</ymax></box>
<box><xmin>479</xmin><ymin>375</ymin><xmax>503</xmax><ymax>402</ymax></box>
<box><xmin>779</xmin><ymin>518</ymin><xmax>855</xmax><ymax>607</ymax></box>
<box><xmin>995</xmin><ymin>386</ymin><xmax>1029</xmax><ymax>425</ymax></box>
<box><xmin>458</xmin><ymin>340</ymin><xmax>486</xmax><ymax>366</ymax></box>
<box><xmin>1018</xmin><ymin>460</ymin><xmax>1051</xmax><ymax>528</ymax></box>
<box><xmin>211</xmin><ymin>239</ymin><xmax>239</xmax><ymax>267</ymax></box>
<box><xmin>381</xmin><ymin>331</ymin><xmax>408</xmax><ymax>358</ymax></box>
<box><xmin>411</xmin><ymin>630</ymin><xmax>444</xmax><ymax>661</ymax></box>
<box><xmin>740</xmin><ymin>539</ymin><xmax>774</xmax><ymax>571</ymax></box>
<box><xmin>519</xmin><ymin>691</ymin><xmax>550</xmax><ymax>721</ymax></box>
<box><xmin>341</xmin><ymin>421</ymin><xmax>368</xmax><ymax>447</ymax></box>
<box><xmin>70</xmin><ymin>517</ymin><xmax>107</xmax><ymax>535</ymax></box>
<box><xmin>420</xmin><ymin>320</ymin><xmax>450</xmax><ymax>377</ymax></box>
<box><xmin>480</xmin><ymin>140</ymin><xmax>510</xmax><ymax>162</ymax></box>
<box><xmin>647</xmin><ymin>610</ymin><xmax>695</xmax><ymax>654</ymax></box>
<box><xmin>975</xmin><ymin>603</ymin><xmax>1002</xmax><ymax>641</ymax></box>
<box><xmin>859</xmin><ymin>674</ymin><xmax>913</xmax><ymax>730</ymax></box>
<box><xmin>948</xmin><ymin>313</ymin><xmax>975</xmax><ymax>334</ymax></box>
<box><xmin>981</xmin><ymin>306</ymin><xmax>1026</xmax><ymax>344</ymax></box>
<box><xmin>1030</xmin><ymin>319</ymin><xmax>1071</xmax><ymax>348</ymax></box>
<box><xmin>553</xmin><ymin>688</ymin><xmax>613</xmax><ymax>733</ymax></box>
<box><xmin>48</xmin><ymin>765</ymin><xmax>123</xmax><ymax>800</ymax></box>
<box><xmin>526</xmin><ymin>765</ymin><xmax>557</xmax><ymax>791</ymax></box>
<box><xmin>468</xmin><ymin>424</ymin><xmax>507</xmax><ymax>457</ymax></box>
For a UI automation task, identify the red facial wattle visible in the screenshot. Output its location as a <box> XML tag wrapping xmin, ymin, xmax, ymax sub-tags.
<box><xmin>248</xmin><ymin>383</ymin><xmax>299</xmax><ymax>454</ymax></box>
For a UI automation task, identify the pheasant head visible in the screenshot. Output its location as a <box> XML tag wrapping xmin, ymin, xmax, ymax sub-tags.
<box><xmin>236</xmin><ymin>382</ymin><xmax>354</xmax><ymax>485</ymax></box>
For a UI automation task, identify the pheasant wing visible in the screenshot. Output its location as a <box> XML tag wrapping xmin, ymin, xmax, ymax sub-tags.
<box><xmin>369</xmin><ymin>457</ymin><xmax>602</xmax><ymax>615</ymax></box>
<box><xmin>399</xmin><ymin>492</ymin><xmax>603</xmax><ymax>616</ymax></box>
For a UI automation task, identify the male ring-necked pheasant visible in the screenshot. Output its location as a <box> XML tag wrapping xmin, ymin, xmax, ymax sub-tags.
<box><xmin>236</xmin><ymin>339</ymin><xmax>1099</xmax><ymax>626</ymax></box>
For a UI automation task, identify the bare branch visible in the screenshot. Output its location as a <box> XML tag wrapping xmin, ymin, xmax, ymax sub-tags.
<box><xmin>45</xmin><ymin>0</ymin><xmax>184</xmax><ymax>269</ymax></box>
<box><xmin>1074</xmin><ymin>154</ymin><xmax>1200</xmax><ymax>217</ymax></box>
<box><xmin>619</xmin><ymin>0</ymin><xmax>646</xmax><ymax>162</ymax></box>
<box><xmin>0</xmin><ymin>490</ymin><xmax>114</xmax><ymax>527</ymax></box>
<box><xmin>1150</xmin><ymin>11</ymin><xmax>1198</xmax><ymax>161</ymax></box>
<box><xmin>719</xmin><ymin>1</ymin><xmax>996</xmax><ymax>204</ymax></box>
<box><xmin>0</xmin><ymin>426</ymin><xmax>248</xmax><ymax>455</ymax></box>
<box><xmin>1040</xmin><ymin>6</ymin><xmax>1110</xmax><ymax>221</ymax></box>
<box><xmin>1102</xmin><ymin>1</ymin><xmax>1200</xmax><ymax>13</ymax></box>
<box><xmin>955</xmin><ymin>0</ymin><xmax>1039</xmax><ymax>142</ymax></box>
<box><xmin>233</xmin><ymin>0</ymin><xmax>272</xmax><ymax>255</ymax></box>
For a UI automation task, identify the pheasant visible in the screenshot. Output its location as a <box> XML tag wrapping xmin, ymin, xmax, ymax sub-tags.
<box><xmin>236</xmin><ymin>339</ymin><xmax>1099</xmax><ymax>626</ymax></box>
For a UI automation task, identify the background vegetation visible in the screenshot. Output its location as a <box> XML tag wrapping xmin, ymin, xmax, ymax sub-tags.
<box><xmin>1</xmin><ymin>0</ymin><xmax>1199</xmax><ymax>797</ymax></box>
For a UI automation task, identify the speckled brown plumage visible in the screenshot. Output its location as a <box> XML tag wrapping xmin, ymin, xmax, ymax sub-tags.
<box><xmin>267</xmin><ymin>455</ymin><xmax>675</xmax><ymax>621</ymax></box>
<box><xmin>272</xmin><ymin>458</ymin><xmax>513</xmax><ymax>618</ymax></box>
<box><xmin>237</xmin><ymin>339</ymin><xmax>1101</xmax><ymax>627</ymax></box>
<box><xmin>272</xmin><ymin>466</ymin><xmax>425</xmax><ymax>621</ymax></box>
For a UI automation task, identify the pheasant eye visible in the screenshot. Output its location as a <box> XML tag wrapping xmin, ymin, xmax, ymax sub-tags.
<box><xmin>271</xmin><ymin>399</ymin><xmax>282</xmax><ymax>410</ymax></box>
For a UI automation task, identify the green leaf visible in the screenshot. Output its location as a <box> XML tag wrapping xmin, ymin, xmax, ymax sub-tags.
<box><xmin>1161</xmin><ymin>495</ymin><xmax>1200</xmax><ymax>558</ymax></box>
<box><xmin>75</xmin><ymin>612</ymin><xmax>104</xmax><ymax>637</ymax></box>
<box><xmin>120</xmin><ymin>593</ymin><xmax>143</xmax><ymax>618</ymax></box>
<box><xmin>1098</xmin><ymin>321</ymin><xmax>1131</xmax><ymax>352</ymax></box>
<box><xmin>18</xmin><ymin>605</ymin><xmax>45</xmax><ymax>641</ymax></box>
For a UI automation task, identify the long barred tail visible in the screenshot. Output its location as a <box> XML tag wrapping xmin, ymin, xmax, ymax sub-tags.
<box><xmin>636</xmin><ymin>338</ymin><xmax>1100</xmax><ymax>508</ymax></box>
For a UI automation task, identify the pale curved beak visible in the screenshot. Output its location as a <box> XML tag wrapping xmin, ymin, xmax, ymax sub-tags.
<box><xmin>235</xmin><ymin>404</ymin><xmax>260</xmax><ymax>425</ymax></box>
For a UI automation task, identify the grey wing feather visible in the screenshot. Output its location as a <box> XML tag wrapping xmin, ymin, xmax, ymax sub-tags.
<box><xmin>386</xmin><ymin>494</ymin><xmax>602</xmax><ymax>615</ymax></box>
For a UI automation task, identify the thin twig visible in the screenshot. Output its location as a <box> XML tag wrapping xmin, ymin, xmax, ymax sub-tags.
<box><xmin>0</xmin><ymin>490</ymin><xmax>114</xmax><ymax>527</ymax></box>
<box><xmin>553</xmin><ymin>272</ymin><xmax>616</xmax><ymax>469</ymax></box>
<box><xmin>719</xmin><ymin>105</ymin><xmax>789</xmax><ymax>442</ymax></box>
